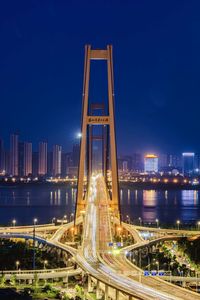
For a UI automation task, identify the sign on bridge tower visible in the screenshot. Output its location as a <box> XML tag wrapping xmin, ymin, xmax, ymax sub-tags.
<box><xmin>75</xmin><ymin>45</ymin><xmax>120</xmax><ymax>222</ymax></box>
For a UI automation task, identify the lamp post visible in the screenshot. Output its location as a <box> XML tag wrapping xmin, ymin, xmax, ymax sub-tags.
<box><xmin>33</xmin><ymin>218</ymin><xmax>38</xmax><ymax>270</ymax></box>
<box><xmin>155</xmin><ymin>218</ymin><xmax>159</xmax><ymax>228</ymax></box>
<box><xmin>63</xmin><ymin>215</ymin><xmax>67</xmax><ymax>224</ymax></box>
<box><xmin>43</xmin><ymin>260</ymin><xmax>48</xmax><ymax>269</ymax></box>
<box><xmin>70</xmin><ymin>213</ymin><xmax>74</xmax><ymax>222</ymax></box>
<box><xmin>126</xmin><ymin>215</ymin><xmax>131</xmax><ymax>224</ymax></box>
<box><xmin>138</xmin><ymin>217</ymin><xmax>142</xmax><ymax>226</ymax></box>
<box><xmin>12</xmin><ymin>219</ymin><xmax>16</xmax><ymax>227</ymax></box>
<box><xmin>197</xmin><ymin>221</ymin><xmax>200</xmax><ymax>230</ymax></box>
<box><xmin>176</xmin><ymin>220</ymin><xmax>180</xmax><ymax>230</ymax></box>
<box><xmin>15</xmin><ymin>260</ymin><xmax>20</xmax><ymax>270</ymax></box>
<box><xmin>52</xmin><ymin>217</ymin><xmax>56</xmax><ymax>224</ymax></box>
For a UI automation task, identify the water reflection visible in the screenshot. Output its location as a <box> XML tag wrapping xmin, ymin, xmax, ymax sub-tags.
<box><xmin>181</xmin><ymin>190</ymin><xmax>198</xmax><ymax>206</ymax></box>
<box><xmin>0</xmin><ymin>185</ymin><xmax>200</xmax><ymax>225</ymax></box>
<box><xmin>142</xmin><ymin>190</ymin><xmax>157</xmax><ymax>222</ymax></box>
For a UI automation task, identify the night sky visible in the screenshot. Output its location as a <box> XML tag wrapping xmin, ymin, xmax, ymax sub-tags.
<box><xmin>0</xmin><ymin>1</ymin><xmax>200</xmax><ymax>155</ymax></box>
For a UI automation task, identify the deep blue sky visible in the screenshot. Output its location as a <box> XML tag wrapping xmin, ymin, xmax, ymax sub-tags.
<box><xmin>0</xmin><ymin>0</ymin><xmax>200</xmax><ymax>155</ymax></box>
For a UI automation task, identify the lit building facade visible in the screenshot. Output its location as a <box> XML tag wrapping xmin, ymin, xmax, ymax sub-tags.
<box><xmin>144</xmin><ymin>154</ymin><xmax>158</xmax><ymax>173</ymax></box>
<box><xmin>182</xmin><ymin>152</ymin><xmax>194</xmax><ymax>176</ymax></box>
<box><xmin>53</xmin><ymin>145</ymin><xmax>62</xmax><ymax>176</ymax></box>
<box><xmin>0</xmin><ymin>139</ymin><xmax>5</xmax><ymax>175</ymax></box>
<box><xmin>38</xmin><ymin>142</ymin><xmax>47</xmax><ymax>176</ymax></box>
<box><xmin>24</xmin><ymin>142</ymin><xmax>32</xmax><ymax>176</ymax></box>
<box><xmin>10</xmin><ymin>133</ymin><xmax>19</xmax><ymax>176</ymax></box>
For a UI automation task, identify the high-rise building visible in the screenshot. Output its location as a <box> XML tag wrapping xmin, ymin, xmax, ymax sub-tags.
<box><xmin>182</xmin><ymin>153</ymin><xmax>195</xmax><ymax>176</ymax></box>
<box><xmin>72</xmin><ymin>143</ymin><xmax>80</xmax><ymax>167</ymax></box>
<box><xmin>24</xmin><ymin>142</ymin><xmax>32</xmax><ymax>176</ymax></box>
<box><xmin>38</xmin><ymin>142</ymin><xmax>47</xmax><ymax>176</ymax></box>
<box><xmin>18</xmin><ymin>142</ymin><xmax>24</xmax><ymax>177</ymax></box>
<box><xmin>32</xmin><ymin>152</ymin><xmax>39</xmax><ymax>177</ymax></box>
<box><xmin>0</xmin><ymin>139</ymin><xmax>5</xmax><ymax>175</ymax></box>
<box><xmin>122</xmin><ymin>161</ymin><xmax>128</xmax><ymax>172</ymax></box>
<box><xmin>47</xmin><ymin>151</ymin><xmax>53</xmax><ymax>176</ymax></box>
<box><xmin>132</xmin><ymin>153</ymin><xmax>143</xmax><ymax>172</ymax></box>
<box><xmin>144</xmin><ymin>154</ymin><xmax>158</xmax><ymax>173</ymax></box>
<box><xmin>5</xmin><ymin>151</ymin><xmax>10</xmax><ymax>175</ymax></box>
<box><xmin>10</xmin><ymin>133</ymin><xmax>19</xmax><ymax>176</ymax></box>
<box><xmin>53</xmin><ymin>145</ymin><xmax>62</xmax><ymax>176</ymax></box>
<box><xmin>169</xmin><ymin>154</ymin><xmax>182</xmax><ymax>169</ymax></box>
<box><xmin>158</xmin><ymin>154</ymin><xmax>169</xmax><ymax>170</ymax></box>
<box><xmin>61</xmin><ymin>152</ymin><xmax>72</xmax><ymax>177</ymax></box>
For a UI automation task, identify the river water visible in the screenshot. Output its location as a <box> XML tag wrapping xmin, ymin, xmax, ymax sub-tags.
<box><xmin>0</xmin><ymin>185</ymin><xmax>199</xmax><ymax>226</ymax></box>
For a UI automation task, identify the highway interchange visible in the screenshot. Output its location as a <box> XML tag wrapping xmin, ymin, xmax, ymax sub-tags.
<box><xmin>1</xmin><ymin>174</ymin><xmax>200</xmax><ymax>299</ymax></box>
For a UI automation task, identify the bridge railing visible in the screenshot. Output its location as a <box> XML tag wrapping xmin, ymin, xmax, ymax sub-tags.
<box><xmin>0</xmin><ymin>266</ymin><xmax>76</xmax><ymax>275</ymax></box>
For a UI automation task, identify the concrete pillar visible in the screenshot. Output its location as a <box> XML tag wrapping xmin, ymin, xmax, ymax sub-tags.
<box><xmin>115</xmin><ymin>289</ymin><xmax>119</xmax><ymax>300</ymax></box>
<box><xmin>128</xmin><ymin>295</ymin><xmax>132</xmax><ymax>300</ymax></box>
<box><xmin>105</xmin><ymin>284</ymin><xmax>108</xmax><ymax>300</ymax></box>
<box><xmin>182</xmin><ymin>281</ymin><xmax>186</xmax><ymax>288</ymax></box>
<box><xmin>63</xmin><ymin>276</ymin><xmax>68</xmax><ymax>287</ymax></box>
<box><xmin>96</xmin><ymin>280</ymin><xmax>101</xmax><ymax>299</ymax></box>
<box><xmin>88</xmin><ymin>275</ymin><xmax>93</xmax><ymax>293</ymax></box>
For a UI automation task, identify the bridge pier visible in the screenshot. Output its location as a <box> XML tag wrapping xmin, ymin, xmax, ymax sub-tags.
<box><xmin>104</xmin><ymin>284</ymin><xmax>108</xmax><ymax>300</ymax></box>
<box><xmin>115</xmin><ymin>289</ymin><xmax>119</xmax><ymax>300</ymax></box>
<box><xmin>96</xmin><ymin>280</ymin><xmax>101</xmax><ymax>299</ymax></box>
<box><xmin>87</xmin><ymin>275</ymin><xmax>93</xmax><ymax>293</ymax></box>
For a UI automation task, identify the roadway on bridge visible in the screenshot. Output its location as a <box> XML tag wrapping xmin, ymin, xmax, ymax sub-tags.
<box><xmin>77</xmin><ymin>174</ymin><xmax>200</xmax><ymax>300</ymax></box>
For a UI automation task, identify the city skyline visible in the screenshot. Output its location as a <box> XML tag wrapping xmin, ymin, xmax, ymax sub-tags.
<box><xmin>1</xmin><ymin>1</ymin><xmax>200</xmax><ymax>154</ymax></box>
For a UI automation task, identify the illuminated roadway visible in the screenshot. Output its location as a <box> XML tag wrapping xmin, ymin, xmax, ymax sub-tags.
<box><xmin>1</xmin><ymin>175</ymin><xmax>200</xmax><ymax>299</ymax></box>
<box><xmin>75</xmin><ymin>174</ymin><xmax>200</xmax><ymax>300</ymax></box>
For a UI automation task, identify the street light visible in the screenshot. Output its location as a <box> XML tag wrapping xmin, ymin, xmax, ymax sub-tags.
<box><xmin>155</xmin><ymin>261</ymin><xmax>159</xmax><ymax>271</ymax></box>
<box><xmin>176</xmin><ymin>220</ymin><xmax>180</xmax><ymax>230</ymax></box>
<box><xmin>138</xmin><ymin>217</ymin><xmax>142</xmax><ymax>226</ymax></box>
<box><xmin>15</xmin><ymin>260</ymin><xmax>20</xmax><ymax>270</ymax></box>
<box><xmin>43</xmin><ymin>260</ymin><xmax>48</xmax><ymax>269</ymax></box>
<box><xmin>33</xmin><ymin>218</ymin><xmax>38</xmax><ymax>270</ymax></box>
<box><xmin>155</xmin><ymin>218</ymin><xmax>159</xmax><ymax>228</ymax></box>
<box><xmin>52</xmin><ymin>217</ymin><xmax>56</xmax><ymax>224</ymax></box>
<box><xmin>12</xmin><ymin>219</ymin><xmax>16</xmax><ymax>227</ymax></box>
<box><xmin>63</xmin><ymin>215</ymin><xmax>68</xmax><ymax>224</ymax></box>
<box><xmin>197</xmin><ymin>221</ymin><xmax>200</xmax><ymax>230</ymax></box>
<box><xmin>70</xmin><ymin>213</ymin><xmax>74</xmax><ymax>222</ymax></box>
<box><xmin>126</xmin><ymin>215</ymin><xmax>131</xmax><ymax>224</ymax></box>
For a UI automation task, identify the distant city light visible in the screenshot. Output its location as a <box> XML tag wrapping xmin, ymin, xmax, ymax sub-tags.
<box><xmin>144</xmin><ymin>154</ymin><xmax>158</xmax><ymax>173</ymax></box>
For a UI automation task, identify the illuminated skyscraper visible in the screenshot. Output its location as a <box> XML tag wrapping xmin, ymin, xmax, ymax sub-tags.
<box><xmin>182</xmin><ymin>152</ymin><xmax>194</xmax><ymax>176</ymax></box>
<box><xmin>24</xmin><ymin>142</ymin><xmax>32</xmax><ymax>176</ymax></box>
<box><xmin>122</xmin><ymin>161</ymin><xmax>128</xmax><ymax>172</ymax></box>
<box><xmin>53</xmin><ymin>145</ymin><xmax>62</xmax><ymax>176</ymax></box>
<box><xmin>0</xmin><ymin>139</ymin><xmax>5</xmax><ymax>175</ymax></box>
<box><xmin>10</xmin><ymin>133</ymin><xmax>19</xmax><ymax>176</ymax></box>
<box><xmin>144</xmin><ymin>154</ymin><xmax>158</xmax><ymax>173</ymax></box>
<box><xmin>38</xmin><ymin>142</ymin><xmax>47</xmax><ymax>176</ymax></box>
<box><xmin>32</xmin><ymin>152</ymin><xmax>39</xmax><ymax>177</ymax></box>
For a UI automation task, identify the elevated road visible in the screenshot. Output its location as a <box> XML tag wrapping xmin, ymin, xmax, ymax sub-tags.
<box><xmin>77</xmin><ymin>174</ymin><xmax>200</xmax><ymax>300</ymax></box>
<box><xmin>1</xmin><ymin>175</ymin><xmax>200</xmax><ymax>299</ymax></box>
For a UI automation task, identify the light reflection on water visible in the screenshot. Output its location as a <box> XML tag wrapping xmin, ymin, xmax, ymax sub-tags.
<box><xmin>0</xmin><ymin>185</ymin><xmax>199</xmax><ymax>225</ymax></box>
